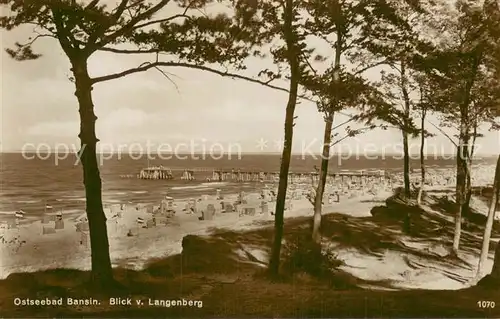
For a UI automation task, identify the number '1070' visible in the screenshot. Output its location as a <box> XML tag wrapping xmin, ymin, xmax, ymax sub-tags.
<box><xmin>477</xmin><ymin>301</ymin><xmax>495</xmax><ymax>308</ymax></box>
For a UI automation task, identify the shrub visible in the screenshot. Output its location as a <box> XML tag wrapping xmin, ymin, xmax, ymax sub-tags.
<box><xmin>281</xmin><ymin>233</ymin><xmax>342</xmax><ymax>280</ymax></box>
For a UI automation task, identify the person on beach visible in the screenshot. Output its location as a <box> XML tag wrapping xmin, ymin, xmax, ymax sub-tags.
<box><xmin>334</xmin><ymin>191</ymin><xmax>340</xmax><ymax>202</ymax></box>
<box><xmin>270</xmin><ymin>190</ymin><xmax>276</xmax><ymax>198</ymax></box>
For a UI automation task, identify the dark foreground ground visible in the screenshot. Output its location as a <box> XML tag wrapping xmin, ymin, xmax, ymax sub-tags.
<box><xmin>1</xmin><ymin>192</ymin><xmax>500</xmax><ymax>318</ymax></box>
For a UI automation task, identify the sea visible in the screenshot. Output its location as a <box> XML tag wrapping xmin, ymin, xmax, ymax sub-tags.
<box><xmin>0</xmin><ymin>152</ymin><xmax>496</xmax><ymax>217</ymax></box>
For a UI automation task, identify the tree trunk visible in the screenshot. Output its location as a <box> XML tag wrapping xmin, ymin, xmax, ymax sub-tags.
<box><xmin>402</xmin><ymin>130</ymin><xmax>412</xmax><ymax>233</ymax></box>
<box><xmin>268</xmin><ymin>0</ymin><xmax>300</xmax><ymax>276</ymax></box>
<box><xmin>400</xmin><ymin>60</ymin><xmax>412</xmax><ymax>201</ymax></box>
<box><xmin>312</xmin><ymin>112</ymin><xmax>334</xmax><ymax>244</ymax></box>
<box><xmin>311</xmin><ymin>28</ymin><xmax>342</xmax><ymax>244</ymax></box>
<box><xmin>403</xmin><ymin>131</ymin><xmax>411</xmax><ymax>199</ymax></box>
<box><xmin>417</xmin><ymin>109</ymin><xmax>426</xmax><ymax>206</ymax></box>
<box><xmin>491</xmin><ymin>235</ymin><xmax>500</xmax><ymax>281</ymax></box>
<box><xmin>453</xmin><ymin>52</ymin><xmax>478</xmax><ymax>255</ymax></box>
<box><xmin>453</xmin><ymin>127</ymin><xmax>470</xmax><ymax>254</ymax></box>
<box><xmin>400</xmin><ymin>60</ymin><xmax>412</xmax><ymax>233</ymax></box>
<box><xmin>72</xmin><ymin>59</ymin><xmax>114</xmax><ymax>285</ymax></box>
<box><xmin>477</xmin><ymin>155</ymin><xmax>500</xmax><ymax>279</ymax></box>
<box><xmin>462</xmin><ymin>125</ymin><xmax>476</xmax><ymax>217</ymax></box>
<box><xmin>463</xmin><ymin>174</ymin><xmax>472</xmax><ymax>216</ymax></box>
<box><xmin>268</xmin><ymin>81</ymin><xmax>299</xmax><ymax>277</ymax></box>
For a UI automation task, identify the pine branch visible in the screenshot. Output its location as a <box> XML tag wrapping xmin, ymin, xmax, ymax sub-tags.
<box><xmin>95</xmin><ymin>0</ymin><xmax>172</xmax><ymax>47</ymax></box>
<box><xmin>330</xmin><ymin>126</ymin><xmax>373</xmax><ymax>147</ymax></box>
<box><xmin>427</xmin><ymin>120</ymin><xmax>458</xmax><ymax>147</ymax></box>
<box><xmin>90</xmin><ymin>61</ymin><xmax>289</xmax><ymax>91</ymax></box>
<box><xmin>331</xmin><ymin>117</ymin><xmax>356</xmax><ymax>131</ymax></box>
<box><xmin>86</xmin><ymin>0</ymin><xmax>130</xmax><ymax>48</ymax></box>
<box><xmin>98</xmin><ymin>47</ymin><xmax>161</xmax><ymax>54</ymax></box>
<box><xmin>132</xmin><ymin>13</ymin><xmax>192</xmax><ymax>30</ymax></box>
<box><xmin>353</xmin><ymin>58</ymin><xmax>391</xmax><ymax>75</ymax></box>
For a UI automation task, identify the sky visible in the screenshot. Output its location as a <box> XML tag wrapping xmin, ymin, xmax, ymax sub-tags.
<box><xmin>1</xmin><ymin>18</ymin><xmax>499</xmax><ymax>157</ymax></box>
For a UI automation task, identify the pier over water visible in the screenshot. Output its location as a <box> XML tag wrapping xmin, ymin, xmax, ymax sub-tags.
<box><xmin>138</xmin><ymin>166</ymin><xmax>174</xmax><ymax>180</ymax></box>
<box><xmin>136</xmin><ymin>167</ymin><xmax>392</xmax><ymax>184</ymax></box>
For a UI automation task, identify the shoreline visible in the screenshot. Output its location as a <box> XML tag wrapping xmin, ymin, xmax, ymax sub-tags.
<box><xmin>0</xmin><ymin>163</ymin><xmax>495</xmax><ymax>216</ymax></box>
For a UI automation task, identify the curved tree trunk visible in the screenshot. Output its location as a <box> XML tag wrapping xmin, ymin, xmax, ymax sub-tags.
<box><xmin>417</xmin><ymin>109</ymin><xmax>426</xmax><ymax>206</ymax></box>
<box><xmin>72</xmin><ymin>59</ymin><xmax>114</xmax><ymax>285</ymax></box>
<box><xmin>312</xmin><ymin>112</ymin><xmax>334</xmax><ymax>243</ymax></box>
<box><xmin>477</xmin><ymin>155</ymin><xmax>500</xmax><ymax>280</ymax></box>
<box><xmin>268</xmin><ymin>0</ymin><xmax>300</xmax><ymax>276</ymax></box>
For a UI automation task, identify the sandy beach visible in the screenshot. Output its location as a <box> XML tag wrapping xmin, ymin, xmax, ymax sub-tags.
<box><xmin>0</xmin><ymin>163</ymin><xmax>496</xmax><ymax>294</ymax></box>
<box><xmin>1</xmin><ymin>179</ymin><xmax>496</xmax><ymax>294</ymax></box>
<box><xmin>0</xmin><ymin>188</ymin><xmax>385</xmax><ymax>278</ymax></box>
